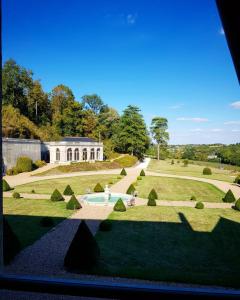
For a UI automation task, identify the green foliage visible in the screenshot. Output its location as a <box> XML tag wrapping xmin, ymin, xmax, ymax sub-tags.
<box><xmin>63</xmin><ymin>184</ymin><xmax>74</xmax><ymax>195</ymax></box>
<box><xmin>222</xmin><ymin>189</ymin><xmax>236</xmax><ymax>203</ymax></box>
<box><xmin>190</xmin><ymin>195</ymin><xmax>196</xmax><ymax>201</ymax></box>
<box><xmin>66</xmin><ymin>195</ymin><xmax>82</xmax><ymax>210</ymax></box>
<box><xmin>140</xmin><ymin>169</ymin><xmax>145</xmax><ymax>176</ymax></box>
<box><xmin>117</xmin><ymin>176</ymin><xmax>122</xmax><ymax>179</ymax></box>
<box><xmin>113</xmin><ymin>198</ymin><xmax>126</xmax><ymax>212</ymax></box>
<box><xmin>40</xmin><ymin>216</ymin><xmax>54</xmax><ymax>227</ymax></box>
<box><xmin>51</xmin><ymin>189</ymin><xmax>64</xmax><ymax>201</ymax></box>
<box><xmin>12</xmin><ymin>192</ymin><xmax>20</xmax><ymax>199</ymax></box>
<box><xmin>64</xmin><ymin>220</ymin><xmax>100</xmax><ymax>271</ymax></box>
<box><xmin>34</xmin><ymin>160</ymin><xmax>47</xmax><ymax>168</ymax></box>
<box><xmin>183</xmin><ymin>159</ymin><xmax>188</xmax><ymax>167</ymax></box>
<box><xmin>3</xmin><ymin>179</ymin><xmax>11</xmax><ymax>191</ymax></box>
<box><xmin>171</xmin><ymin>159</ymin><xmax>174</xmax><ymax>165</ymax></box>
<box><xmin>12</xmin><ymin>167</ymin><xmax>19</xmax><ymax>175</ymax></box>
<box><xmin>99</xmin><ymin>220</ymin><xmax>112</xmax><ymax>231</ymax></box>
<box><xmin>137</xmin><ymin>176</ymin><xmax>142</xmax><ymax>180</ymax></box>
<box><xmin>31</xmin><ymin>189</ymin><xmax>36</xmax><ymax>193</ymax></box>
<box><xmin>6</xmin><ymin>168</ymin><xmax>13</xmax><ymax>176</ymax></box>
<box><xmin>94</xmin><ymin>183</ymin><xmax>104</xmax><ymax>193</ymax></box>
<box><xmin>203</xmin><ymin>167</ymin><xmax>212</xmax><ymax>175</ymax></box>
<box><xmin>147</xmin><ymin>193</ymin><xmax>157</xmax><ymax>206</ymax></box>
<box><xmin>234</xmin><ymin>175</ymin><xmax>240</xmax><ymax>184</ymax></box>
<box><xmin>120</xmin><ymin>168</ymin><xmax>127</xmax><ymax>176</ymax></box>
<box><xmin>148</xmin><ymin>188</ymin><xmax>158</xmax><ymax>200</ymax></box>
<box><xmin>16</xmin><ymin>156</ymin><xmax>33</xmax><ymax>173</ymax></box>
<box><xmin>116</xmin><ymin>155</ymin><xmax>138</xmax><ymax>168</ymax></box>
<box><xmin>195</xmin><ymin>202</ymin><xmax>204</xmax><ymax>209</ymax></box>
<box><xmin>235</xmin><ymin>198</ymin><xmax>240</xmax><ymax>211</ymax></box>
<box><xmin>126</xmin><ymin>184</ymin><xmax>136</xmax><ymax>195</ymax></box>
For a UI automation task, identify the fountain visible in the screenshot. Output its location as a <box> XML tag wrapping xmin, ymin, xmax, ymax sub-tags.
<box><xmin>104</xmin><ymin>184</ymin><xmax>111</xmax><ymax>206</ymax></box>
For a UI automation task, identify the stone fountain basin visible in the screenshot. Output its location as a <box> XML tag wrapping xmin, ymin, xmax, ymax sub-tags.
<box><xmin>82</xmin><ymin>192</ymin><xmax>132</xmax><ymax>206</ymax></box>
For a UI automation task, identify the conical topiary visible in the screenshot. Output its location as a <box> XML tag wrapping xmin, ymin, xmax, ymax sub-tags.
<box><xmin>94</xmin><ymin>183</ymin><xmax>104</xmax><ymax>192</ymax></box>
<box><xmin>222</xmin><ymin>189</ymin><xmax>236</xmax><ymax>203</ymax></box>
<box><xmin>235</xmin><ymin>198</ymin><xmax>240</xmax><ymax>211</ymax></box>
<box><xmin>64</xmin><ymin>220</ymin><xmax>100</xmax><ymax>271</ymax></box>
<box><xmin>148</xmin><ymin>188</ymin><xmax>158</xmax><ymax>200</ymax></box>
<box><xmin>120</xmin><ymin>168</ymin><xmax>127</xmax><ymax>176</ymax></box>
<box><xmin>195</xmin><ymin>202</ymin><xmax>204</xmax><ymax>209</ymax></box>
<box><xmin>3</xmin><ymin>179</ymin><xmax>11</xmax><ymax>192</ymax></box>
<box><xmin>63</xmin><ymin>184</ymin><xmax>74</xmax><ymax>195</ymax></box>
<box><xmin>66</xmin><ymin>195</ymin><xmax>82</xmax><ymax>210</ymax></box>
<box><xmin>140</xmin><ymin>169</ymin><xmax>145</xmax><ymax>176</ymax></box>
<box><xmin>51</xmin><ymin>189</ymin><xmax>64</xmax><ymax>201</ymax></box>
<box><xmin>113</xmin><ymin>198</ymin><xmax>126</xmax><ymax>212</ymax></box>
<box><xmin>147</xmin><ymin>193</ymin><xmax>157</xmax><ymax>206</ymax></box>
<box><xmin>126</xmin><ymin>184</ymin><xmax>136</xmax><ymax>195</ymax></box>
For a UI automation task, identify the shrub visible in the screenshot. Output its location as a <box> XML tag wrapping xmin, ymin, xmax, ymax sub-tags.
<box><xmin>147</xmin><ymin>193</ymin><xmax>157</xmax><ymax>206</ymax></box>
<box><xmin>113</xmin><ymin>198</ymin><xmax>126</xmax><ymax>212</ymax></box>
<box><xmin>94</xmin><ymin>183</ymin><xmax>104</xmax><ymax>193</ymax></box>
<box><xmin>120</xmin><ymin>168</ymin><xmax>127</xmax><ymax>176</ymax></box>
<box><xmin>66</xmin><ymin>195</ymin><xmax>82</xmax><ymax>210</ymax></box>
<box><xmin>34</xmin><ymin>160</ymin><xmax>47</xmax><ymax>168</ymax></box>
<box><xmin>183</xmin><ymin>159</ymin><xmax>188</xmax><ymax>167</ymax></box>
<box><xmin>195</xmin><ymin>202</ymin><xmax>204</xmax><ymax>209</ymax></box>
<box><xmin>222</xmin><ymin>189</ymin><xmax>236</xmax><ymax>203</ymax></box>
<box><xmin>63</xmin><ymin>184</ymin><xmax>74</xmax><ymax>195</ymax></box>
<box><xmin>171</xmin><ymin>159</ymin><xmax>174</xmax><ymax>165</ymax></box>
<box><xmin>234</xmin><ymin>175</ymin><xmax>240</xmax><ymax>185</ymax></box>
<box><xmin>3</xmin><ymin>179</ymin><xmax>11</xmax><ymax>191</ymax></box>
<box><xmin>148</xmin><ymin>188</ymin><xmax>158</xmax><ymax>200</ymax></box>
<box><xmin>16</xmin><ymin>156</ymin><xmax>33</xmax><ymax>173</ymax></box>
<box><xmin>99</xmin><ymin>220</ymin><xmax>112</xmax><ymax>231</ymax></box>
<box><xmin>40</xmin><ymin>216</ymin><xmax>54</xmax><ymax>227</ymax></box>
<box><xmin>177</xmin><ymin>160</ymin><xmax>180</xmax><ymax>164</ymax></box>
<box><xmin>126</xmin><ymin>184</ymin><xmax>136</xmax><ymax>195</ymax></box>
<box><xmin>12</xmin><ymin>167</ymin><xmax>19</xmax><ymax>175</ymax></box>
<box><xmin>64</xmin><ymin>220</ymin><xmax>100</xmax><ymax>271</ymax></box>
<box><xmin>51</xmin><ymin>189</ymin><xmax>64</xmax><ymax>201</ymax></box>
<box><xmin>31</xmin><ymin>189</ymin><xmax>35</xmax><ymax>194</ymax></box>
<box><xmin>12</xmin><ymin>192</ymin><xmax>20</xmax><ymax>199</ymax></box>
<box><xmin>3</xmin><ymin>217</ymin><xmax>21</xmax><ymax>264</ymax></box>
<box><xmin>117</xmin><ymin>176</ymin><xmax>122</xmax><ymax>179</ymax></box>
<box><xmin>235</xmin><ymin>198</ymin><xmax>240</xmax><ymax>211</ymax></box>
<box><xmin>108</xmin><ymin>181</ymin><xmax>113</xmax><ymax>185</ymax></box>
<box><xmin>203</xmin><ymin>167</ymin><xmax>212</xmax><ymax>175</ymax></box>
<box><xmin>137</xmin><ymin>176</ymin><xmax>142</xmax><ymax>180</ymax></box>
<box><xmin>190</xmin><ymin>195</ymin><xmax>196</xmax><ymax>201</ymax></box>
<box><xmin>140</xmin><ymin>169</ymin><xmax>145</xmax><ymax>176</ymax></box>
<box><xmin>6</xmin><ymin>168</ymin><xmax>13</xmax><ymax>176</ymax></box>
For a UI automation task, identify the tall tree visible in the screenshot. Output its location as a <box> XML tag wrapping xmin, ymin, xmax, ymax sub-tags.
<box><xmin>82</xmin><ymin>94</ymin><xmax>104</xmax><ymax>114</ymax></box>
<box><xmin>150</xmin><ymin>117</ymin><xmax>169</xmax><ymax>160</ymax></box>
<box><xmin>50</xmin><ymin>84</ymin><xmax>75</xmax><ymax>115</ymax></box>
<box><xmin>114</xmin><ymin>105</ymin><xmax>149</xmax><ymax>159</ymax></box>
<box><xmin>61</xmin><ymin>101</ymin><xmax>84</xmax><ymax>136</ymax></box>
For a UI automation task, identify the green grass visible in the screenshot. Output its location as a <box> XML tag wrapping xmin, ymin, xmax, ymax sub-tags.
<box><xmin>3</xmin><ymin>197</ymin><xmax>72</xmax><ymax>250</ymax></box>
<box><xmin>15</xmin><ymin>174</ymin><xmax>121</xmax><ymax>195</ymax></box>
<box><xmin>135</xmin><ymin>176</ymin><xmax>224</xmax><ymax>202</ymax></box>
<box><xmin>148</xmin><ymin>159</ymin><xmax>237</xmax><ymax>183</ymax></box>
<box><xmin>94</xmin><ymin>206</ymin><xmax>240</xmax><ymax>287</ymax></box>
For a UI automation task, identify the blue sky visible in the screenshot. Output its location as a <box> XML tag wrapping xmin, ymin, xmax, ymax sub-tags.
<box><xmin>2</xmin><ymin>0</ymin><xmax>240</xmax><ymax>144</ymax></box>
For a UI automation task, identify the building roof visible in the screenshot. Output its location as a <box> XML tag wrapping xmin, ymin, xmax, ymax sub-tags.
<box><xmin>62</xmin><ymin>137</ymin><xmax>96</xmax><ymax>143</ymax></box>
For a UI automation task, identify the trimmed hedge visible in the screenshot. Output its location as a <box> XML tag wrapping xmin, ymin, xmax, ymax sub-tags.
<box><xmin>34</xmin><ymin>160</ymin><xmax>47</xmax><ymax>168</ymax></box>
<box><xmin>203</xmin><ymin>167</ymin><xmax>212</xmax><ymax>175</ymax></box>
<box><xmin>40</xmin><ymin>216</ymin><xmax>54</xmax><ymax>227</ymax></box>
<box><xmin>222</xmin><ymin>189</ymin><xmax>236</xmax><ymax>203</ymax></box>
<box><xmin>120</xmin><ymin>168</ymin><xmax>127</xmax><ymax>176</ymax></box>
<box><xmin>12</xmin><ymin>192</ymin><xmax>20</xmax><ymax>199</ymax></box>
<box><xmin>195</xmin><ymin>202</ymin><xmax>204</xmax><ymax>209</ymax></box>
<box><xmin>147</xmin><ymin>193</ymin><xmax>156</xmax><ymax>206</ymax></box>
<box><xmin>16</xmin><ymin>156</ymin><xmax>33</xmax><ymax>173</ymax></box>
<box><xmin>234</xmin><ymin>175</ymin><xmax>240</xmax><ymax>185</ymax></box>
<box><xmin>148</xmin><ymin>188</ymin><xmax>158</xmax><ymax>200</ymax></box>
<box><xmin>171</xmin><ymin>160</ymin><xmax>174</xmax><ymax>165</ymax></box>
<box><xmin>235</xmin><ymin>198</ymin><xmax>240</xmax><ymax>211</ymax></box>
<box><xmin>64</xmin><ymin>220</ymin><xmax>100</xmax><ymax>271</ymax></box>
<box><xmin>126</xmin><ymin>184</ymin><xmax>136</xmax><ymax>195</ymax></box>
<box><xmin>140</xmin><ymin>169</ymin><xmax>145</xmax><ymax>176</ymax></box>
<box><xmin>3</xmin><ymin>179</ymin><xmax>11</xmax><ymax>191</ymax></box>
<box><xmin>190</xmin><ymin>195</ymin><xmax>196</xmax><ymax>201</ymax></box>
<box><xmin>63</xmin><ymin>184</ymin><xmax>74</xmax><ymax>195</ymax></box>
<box><xmin>94</xmin><ymin>183</ymin><xmax>104</xmax><ymax>193</ymax></box>
<box><xmin>99</xmin><ymin>220</ymin><xmax>112</xmax><ymax>231</ymax></box>
<box><xmin>114</xmin><ymin>198</ymin><xmax>126</xmax><ymax>212</ymax></box>
<box><xmin>66</xmin><ymin>195</ymin><xmax>82</xmax><ymax>210</ymax></box>
<box><xmin>51</xmin><ymin>189</ymin><xmax>64</xmax><ymax>201</ymax></box>
<box><xmin>137</xmin><ymin>176</ymin><xmax>142</xmax><ymax>180</ymax></box>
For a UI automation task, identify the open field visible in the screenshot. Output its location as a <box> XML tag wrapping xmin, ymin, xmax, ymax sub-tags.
<box><xmin>15</xmin><ymin>174</ymin><xmax>121</xmax><ymax>195</ymax></box>
<box><xmin>35</xmin><ymin>155</ymin><xmax>138</xmax><ymax>176</ymax></box>
<box><xmin>136</xmin><ymin>176</ymin><xmax>225</xmax><ymax>202</ymax></box>
<box><xmin>94</xmin><ymin>206</ymin><xmax>240</xmax><ymax>287</ymax></box>
<box><xmin>147</xmin><ymin>159</ymin><xmax>237</xmax><ymax>182</ymax></box>
<box><xmin>3</xmin><ymin>197</ymin><xmax>72</xmax><ymax>250</ymax></box>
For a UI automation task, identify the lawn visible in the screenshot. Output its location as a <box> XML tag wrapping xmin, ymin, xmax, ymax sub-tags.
<box><xmin>3</xmin><ymin>197</ymin><xmax>72</xmax><ymax>250</ymax></box>
<box><xmin>147</xmin><ymin>159</ymin><xmax>237</xmax><ymax>183</ymax></box>
<box><xmin>135</xmin><ymin>176</ymin><xmax>224</xmax><ymax>202</ymax></box>
<box><xmin>15</xmin><ymin>174</ymin><xmax>121</xmax><ymax>195</ymax></box>
<box><xmin>94</xmin><ymin>206</ymin><xmax>240</xmax><ymax>287</ymax></box>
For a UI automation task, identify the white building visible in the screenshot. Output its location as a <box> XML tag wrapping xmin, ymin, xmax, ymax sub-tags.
<box><xmin>44</xmin><ymin>137</ymin><xmax>104</xmax><ymax>164</ymax></box>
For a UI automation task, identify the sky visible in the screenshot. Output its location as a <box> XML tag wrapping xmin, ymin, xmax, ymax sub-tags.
<box><xmin>2</xmin><ymin>0</ymin><xmax>240</xmax><ymax>145</ymax></box>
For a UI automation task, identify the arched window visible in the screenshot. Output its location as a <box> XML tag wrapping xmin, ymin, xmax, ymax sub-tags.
<box><xmin>82</xmin><ymin>148</ymin><xmax>87</xmax><ymax>161</ymax></box>
<box><xmin>96</xmin><ymin>148</ymin><xmax>100</xmax><ymax>160</ymax></box>
<box><xmin>74</xmin><ymin>148</ymin><xmax>79</xmax><ymax>161</ymax></box>
<box><xmin>90</xmin><ymin>148</ymin><xmax>95</xmax><ymax>160</ymax></box>
<box><xmin>67</xmin><ymin>148</ymin><xmax>72</xmax><ymax>161</ymax></box>
<box><xmin>56</xmin><ymin>148</ymin><xmax>60</xmax><ymax>161</ymax></box>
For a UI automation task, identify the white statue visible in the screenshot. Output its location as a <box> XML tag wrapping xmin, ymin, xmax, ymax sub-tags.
<box><xmin>104</xmin><ymin>184</ymin><xmax>111</xmax><ymax>205</ymax></box>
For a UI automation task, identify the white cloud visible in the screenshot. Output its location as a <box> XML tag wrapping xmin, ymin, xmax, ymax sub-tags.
<box><xmin>224</xmin><ymin>121</ymin><xmax>240</xmax><ymax>125</ymax></box>
<box><xmin>190</xmin><ymin>128</ymin><xmax>203</xmax><ymax>132</ymax></box>
<box><xmin>126</xmin><ymin>14</ymin><xmax>137</xmax><ymax>25</ymax></box>
<box><xmin>210</xmin><ymin>128</ymin><xmax>223</xmax><ymax>132</ymax></box>
<box><xmin>219</xmin><ymin>27</ymin><xmax>225</xmax><ymax>35</ymax></box>
<box><xmin>232</xmin><ymin>129</ymin><xmax>240</xmax><ymax>132</ymax></box>
<box><xmin>230</xmin><ymin>101</ymin><xmax>240</xmax><ymax>109</ymax></box>
<box><xmin>177</xmin><ymin>117</ymin><xmax>209</xmax><ymax>123</ymax></box>
<box><xmin>169</xmin><ymin>104</ymin><xmax>184</xmax><ymax>110</ymax></box>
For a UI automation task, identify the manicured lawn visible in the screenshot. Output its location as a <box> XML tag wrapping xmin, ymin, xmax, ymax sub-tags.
<box><xmin>135</xmin><ymin>176</ymin><xmax>224</xmax><ymax>202</ymax></box>
<box><xmin>147</xmin><ymin>159</ymin><xmax>236</xmax><ymax>183</ymax></box>
<box><xmin>15</xmin><ymin>174</ymin><xmax>121</xmax><ymax>195</ymax></box>
<box><xmin>94</xmin><ymin>206</ymin><xmax>240</xmax><ymax>287</ymax></box>
<box><xmin>3</xmin><ymin>197</ymin><xmax>73</xmax><ymax>250</ymax></box>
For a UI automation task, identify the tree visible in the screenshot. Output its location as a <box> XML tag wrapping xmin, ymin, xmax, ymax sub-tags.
<box><xmin>82</xmin><ymin>94</ymin><xmax>104</xmax><ymax>114</ymax></box>
<box><xmin>61</xmin><ymin>101</ymin><xmax>84</xmax><ymax>136</ymax></box>
<box><xmin>150</xmin><ymin>117</ymin><xmax>169</xmax><ymax>160</ymax></box>
<box><xmin>50</xmin><ymin>84</ymin><xmax>75</xmax><ymax>115</ymax></box>
<box><xmin>114</xmin><ymin>105</ymin><xmax>149</xmax><ymax>159</ymax></box>
<box><xmin>98</xmin><ymin>107</ymin><xmax>120</xmax><ymax>139</ymax></box>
